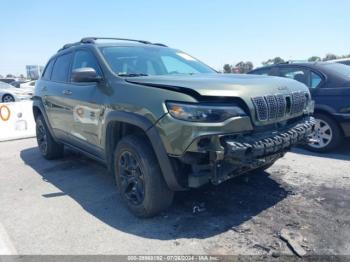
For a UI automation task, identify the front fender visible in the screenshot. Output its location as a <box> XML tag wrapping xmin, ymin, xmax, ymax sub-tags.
<box><xmin>103</xmin><ymin>110</ymin><xmax>186</xmax><ymax>191</ymax></box>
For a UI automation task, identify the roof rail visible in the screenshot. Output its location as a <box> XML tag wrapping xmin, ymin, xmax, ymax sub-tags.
<box><xmin>153</xmin><ymin>43</ymin><xmax>168</xmax><ymax>47</ymax></box>
<box><xmin>82</xmin><ymin>37</ymin><xmax>168</xmax><ymax>47</ymax></box>
<box><xmin>81</xmin><ymin>37</ymin><xmax>160</xmax><ymax>45</ymax></box>
<box><xmin>57</xmin><ymin>37</ymin><xmax>168</xmax><ymax>52</ymax></box>
<box><xmin>279</xmin><ymin>60</ymin><xmax>309</xmax><ymax>64</ymax></box>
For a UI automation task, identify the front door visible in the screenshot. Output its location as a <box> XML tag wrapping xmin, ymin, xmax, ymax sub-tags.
<box><xmin>66</xmin><ymin>49</ymin><xmax>106</xmax><ymax>157</ymax></box>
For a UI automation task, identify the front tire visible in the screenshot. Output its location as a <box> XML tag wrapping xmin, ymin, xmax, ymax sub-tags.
<box><xmin>306</xmin><ymin>113</ymin><xmax>342</xmax><ymax>153</ymax></box>
<box><xmin>2</xmin><ymin>94</ymin><xmax>15</xmax><ymax>103</ymax></box>
<box><xmin>35</xmin><ymin>114</ymin><xmax>64</xmax><ymax>159</ymax></box>
<box><xmin>114</xmin><ymin>135</ymin><xmax>174</xmax><ymax>218</ymax></box>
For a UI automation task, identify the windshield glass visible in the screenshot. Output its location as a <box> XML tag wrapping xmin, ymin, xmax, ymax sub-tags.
<box><xmin>99</xmin><ymin>46</ymin><xmax>216</xmax><ymax>76</ymax></box>
<box><xmin>322</xmin><ymin>63</ymin><xmax>350</xmax><ymax>78</ymax></box>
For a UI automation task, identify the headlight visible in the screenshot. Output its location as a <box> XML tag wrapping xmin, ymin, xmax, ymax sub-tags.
<box><xmin>166</xmin><ymin>101</ymin><xmax>246</xmax><ymax>123</ymax></box>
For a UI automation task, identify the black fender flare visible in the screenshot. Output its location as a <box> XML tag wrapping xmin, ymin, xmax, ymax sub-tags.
<box><xmin>32</xmin><ymin>98</ymin><xmax>59</xmax><ymax>142</ymax></box>
<box><xmin>104</xmin><ymin>111</ymin><xmax>186</xmax><ymax>191</ymax></box>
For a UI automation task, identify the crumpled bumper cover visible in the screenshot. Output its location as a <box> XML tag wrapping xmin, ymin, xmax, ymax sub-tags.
<box><xmin>224</xmin><ymin>117</ymin><xmax>316</xmax><ymax>162</ymax></box>
<box><xmin>187</xmin><ymin>117</ymin><xmax>316</xmax><ymax>187</ymax></box>
<box><xmin>203</xmin><ymin>117</ymin><xmax>316</xmax><ymax>186</ymax></box>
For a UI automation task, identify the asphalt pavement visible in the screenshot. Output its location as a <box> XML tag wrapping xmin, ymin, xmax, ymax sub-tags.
<box><xmin>0</xmin><ymin>138</ymin><xmax>349</xmax><ymax>256</ymax></box>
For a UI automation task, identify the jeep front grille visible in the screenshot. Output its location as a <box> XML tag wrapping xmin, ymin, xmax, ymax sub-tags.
<box><xmin>252</xmin><ymin>92</ymin><xmax>307</xmax><ymax>121</ymax></box>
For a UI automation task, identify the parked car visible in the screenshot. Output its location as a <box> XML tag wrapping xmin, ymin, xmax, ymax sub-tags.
<box><xmin>330</xmin><ymin>58</ymin><xmax>350</xmax><ymax>66</ymax></box>
<box><xmin>19</xmin><ymin>80</ymin><xmax>36</xmax><ymax>89</ymax></box>
<box><xmin>248</xmin><ymin>62</ymin><xmax>350</xmax><ymax>152</ymax></box>
<box><xmin>10</xmin><ymin>80</ymin><xmax>30</xmax><ymax>88</ymax></box>
<box><xmin>0</xmin><ymin>78</ymin><xmax>17</xmax><ymax>84</ymax></box>
<box><xmin>0</xmin><ymin>81</ymin><xmax>33</xmax><ymax>102</ymax></box>
<box><xmin>33</xmin><ymin>37</ymin><xmax>315</xmax><ymax>217</ymax></box>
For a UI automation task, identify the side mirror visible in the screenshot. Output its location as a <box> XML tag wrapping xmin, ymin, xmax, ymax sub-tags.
<box><xmin>71</xmin><ymin>67</ymin><xmax>102</xmax><ymax>83</ymax></box>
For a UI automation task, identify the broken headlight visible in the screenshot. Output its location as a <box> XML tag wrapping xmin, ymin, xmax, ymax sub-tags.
<box><xmin>166</xmin><ymin>101</ymin><xmax>246</xmax><ymax>123</ymax></box>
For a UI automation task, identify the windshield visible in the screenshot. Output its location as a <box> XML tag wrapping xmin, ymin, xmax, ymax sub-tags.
<box><xmin>99</xmin><ymin>46</ymin><xmax>216</xmax><ymax>76</ymax></box>
<box><xmin>322</xmin><ymin>63</ymin><xmax>350</xmax><ymax>78</ymax></box>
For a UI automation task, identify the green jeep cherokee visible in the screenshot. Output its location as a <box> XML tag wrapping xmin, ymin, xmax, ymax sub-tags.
<box><xmin>33</xmin><ymin>37</ymin><xmax>315</xmax><ymax>217</ymax></box>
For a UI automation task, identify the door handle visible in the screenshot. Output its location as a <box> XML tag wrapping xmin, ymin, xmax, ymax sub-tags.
<box><xmin>62</xmin><ymin>90</ymin><xmax>72</xmax><ymax>95</ymax></box>
<box><xmin>41</xmin><ymin>86</ymin><xmax>47</xmax><ymax>92</ymax></box>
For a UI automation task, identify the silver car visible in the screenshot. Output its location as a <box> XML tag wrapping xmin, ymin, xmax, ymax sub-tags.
<box><xmin>0</xmin><ymin>81</ymin><xmax>33</xmax><ymax>102</ymax></box>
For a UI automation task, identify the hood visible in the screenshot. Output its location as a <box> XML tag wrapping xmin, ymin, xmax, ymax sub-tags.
<box><xmin>126</xmin><ymin>73</ymin><xmax>312</xmax><ymax>126</ymax></box>
<box><xmin>126</xmin><ymin>73</ymin><xmax>309</xmax><ymax>98</ymax></box>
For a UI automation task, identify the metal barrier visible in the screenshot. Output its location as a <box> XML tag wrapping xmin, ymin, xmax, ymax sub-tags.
<box><xmin>0</xmin><ymin>101</ymin><xmax>35</xmax><ymax>142</ymax></box>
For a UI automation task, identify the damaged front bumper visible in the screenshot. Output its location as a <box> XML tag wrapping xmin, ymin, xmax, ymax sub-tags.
<box><xmin>187</xmin><ymin>117</ymin><xmax>316</xmax><ymax>187</ymax></box>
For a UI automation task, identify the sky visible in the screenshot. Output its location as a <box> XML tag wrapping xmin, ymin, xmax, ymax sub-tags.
<box><xmin>0</xmin><ymin>0</ymin><xmax>349</xmax><ymax>76</ymax></box>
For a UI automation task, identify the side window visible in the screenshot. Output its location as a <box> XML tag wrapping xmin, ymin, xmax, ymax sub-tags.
<box><xmin>41</xmin><ymin>59</ymin><xmax>55</xmax><ymax>80</ymax></box>
<box><xmin>250</xmin><ymin>68</ymin><xmax>271</xmax><ymax>76</ymax></box>
<box><xmin>279</xmin><ymin>67</ymin><xmax>310</xmax><ymax>87</ymax></box>
<box><xmin>71</xmin><ymin>50</ymin><xmax>102</xmax><ymax>78</ymax></box>
<box><xmin>340</xmin><ymin>61</ymin><xmax>350</xmax><ymax>66</ymax></box>
<box><xmin>51</xmin><ymin>53</ymin><xmax>72</xmax><ymax>82</ymax></box>
<box><xmin>310</xmin><ymin>71</ymin><xmax>322</xmax><ymax>88</ymax></box>
<box><xmin>161</xmin><ymin>56</ymin><xmax>199</xmax><ymax>74</ymax></box>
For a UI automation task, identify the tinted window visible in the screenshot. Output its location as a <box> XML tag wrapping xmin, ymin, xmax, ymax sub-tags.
<box><xmin>250</xmin><ymin>68</ymin><xmax>271</xmax><ymax>75</ymax></box>
<box><xmin>0</xmin><ymin>79</ymin><xmax>15</xmax><ymax>84</ymax></box>
<box><xmin>311</xmin><ymin>71</ymin><xmax>322</xmax><ymax>88</ymax></box>
<box><xmin>279</xmin><ymin>67</ymin><xmax>310</xmax><ymax>87</ymax></box>
<box><xmin>339</xmin><ymin>61</ymin><xmax>350</xmax><ymax>66</ymax></box>
<box><xmin>51</xmin><ymin>53</ymin><xmax>72</xmax><ymax>82</ymax></box>
<box><xmin>42</xmin><ymin>59</ymin><xmax>55</xmax><ymax>80</ymax></box>
<box><xmin>72</xmin><ymin>50</ymin><xmax>102</xmax><ymax>78</ymax></box>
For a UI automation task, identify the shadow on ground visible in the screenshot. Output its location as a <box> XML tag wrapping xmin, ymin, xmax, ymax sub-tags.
<box><xmin>20</xmin><ymin>147</ymin><xmax>289</xmax><ymax>240</ymax></box>
<box><xmin>293</xmin><ymin>138</ymin><xmax>350</xmax><ymax>161</ymax></box>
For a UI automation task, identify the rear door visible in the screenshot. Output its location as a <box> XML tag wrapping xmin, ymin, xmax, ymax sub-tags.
<box><xmin>308</xmin><ymin>65</ymin><xmax>350</xmax><ymax>114</ymax></box>
<box><xmin>278</xmin><ymin>66</ymin><xmax>312</xmax><ymax>87</ymax></box>
<box><xmin>278</xmin><ymin>65</ymin><xmax>326</xmax><ymax>103</ymax></box>
<box><xmin>43</xmin><ymin>52</ymin><xmax>74</xmax><ymax>138</ymax></box>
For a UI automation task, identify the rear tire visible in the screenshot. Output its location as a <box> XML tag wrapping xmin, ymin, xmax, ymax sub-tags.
<box><xmin>114</xmin><ymin>135</ymin><xmax>174</xmax><ymax>218</ymax></box>
<box><xmin>305</xmin><ymin>113</ymin><xmax>342</xmax><ymax>153</ymax></box>
<box><xmin>35</xmin><ymin>114</ymin><xmax>64</xmax><ymax>159</ymax></box>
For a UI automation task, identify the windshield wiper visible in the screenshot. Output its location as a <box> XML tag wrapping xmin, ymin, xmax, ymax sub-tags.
<box><xmin>117</xmin><ymin>73</ymin><xmax>148</xmax><ymax>77</ymax></box>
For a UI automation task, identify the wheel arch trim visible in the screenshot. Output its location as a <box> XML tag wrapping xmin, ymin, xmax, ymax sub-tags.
<box><xmin>104</xmin><ymin>111</ymin><xmax>185</xmax><ymax>191</ymax></box>
<box><xmin>314</xmin><ymin>105</ymin><xmax>345</xmax><ymax>136</ymax></box>
<box><xmin>32</xmin><ymin>98</ymin><xmax>60</xmax><ymax>142</ymax></box>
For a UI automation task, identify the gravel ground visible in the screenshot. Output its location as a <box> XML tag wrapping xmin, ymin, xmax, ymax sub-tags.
<box><xmin>0</xmin><ymin>138</ymin><xmax>349</xmax><ymax>257</ymax></box>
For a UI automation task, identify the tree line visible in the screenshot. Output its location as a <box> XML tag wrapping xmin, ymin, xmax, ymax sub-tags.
<box><xmin>0</xmin><ymin>73</ymin><xmax>25</xmax><ymax>79</ymax></box>
<box><xmin>223</xmin><ymin>53</ymin><xmax>350</xmax><ymax>73</ymax></box>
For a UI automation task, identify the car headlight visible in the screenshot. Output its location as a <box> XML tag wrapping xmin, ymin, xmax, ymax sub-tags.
<box><xmin>166</xmin><ymin>101</ymin><xmax>246</xmax><ymax>123</ymax></box>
